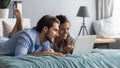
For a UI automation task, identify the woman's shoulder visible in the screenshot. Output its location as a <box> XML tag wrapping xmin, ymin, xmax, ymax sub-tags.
<box><xmin>68</xmin><ymin>35</ymin><xmax>75</xmax><ymax>40</ymax></box>
<box><xmin>68</xmin><ymin>35</ymin><xmax>76</xmax><ymax>44</ymax></box>
<box><xmin>69</xmin><ymin>35</ymin><xmax>74</xmax><ymax>39</ymax></box>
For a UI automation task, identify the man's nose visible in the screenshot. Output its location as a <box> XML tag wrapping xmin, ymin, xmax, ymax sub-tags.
<box><xmin>56</xmin><ymin>32</ymin><xmax>59</xmax><ymax>37</ymax></box>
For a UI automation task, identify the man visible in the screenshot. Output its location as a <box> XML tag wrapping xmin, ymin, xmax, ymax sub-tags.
<box><xmin>0</xmin><ymin>15</ymin><xmax>65</xmax><ymax>57</ymax></box>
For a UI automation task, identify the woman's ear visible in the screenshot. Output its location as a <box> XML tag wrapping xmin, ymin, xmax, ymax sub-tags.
<box><xmin>43</xmin><ymin>26</ymin><xmax>48</xmax><ymax>33</ymax></box>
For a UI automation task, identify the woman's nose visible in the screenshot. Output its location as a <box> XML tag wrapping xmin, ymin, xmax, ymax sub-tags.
<box><xmin>65</xmin><ymin>30</ymin><xmax>69</xmax><ymax>33</ymax></box>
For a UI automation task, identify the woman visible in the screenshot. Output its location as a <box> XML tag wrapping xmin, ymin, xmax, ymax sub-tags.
<box><xmin>51</xmin><ymin>15</ymin><xmax>75</xmax><ymax>54</ymax></box>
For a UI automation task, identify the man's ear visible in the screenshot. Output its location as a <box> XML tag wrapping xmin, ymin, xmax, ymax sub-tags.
<box><xmin>43</xmin><ymin>26</ymin><xmax>48</xmax><ymax>33</ymax></box>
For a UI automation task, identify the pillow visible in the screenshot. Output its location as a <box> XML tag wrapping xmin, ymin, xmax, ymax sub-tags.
<box><xmin>2</xmin><ymin>20</ymin><xmax>12</xmax><ymax>37</ymax></box>
<box><xmin>93</xmin><ymin>17</ymin><xmax>119</xmax><ymax>38</ymax></box>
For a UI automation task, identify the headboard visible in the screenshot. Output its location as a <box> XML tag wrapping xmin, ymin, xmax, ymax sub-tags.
<box><xmin>0</xmin><ymin>18</ymin><xmax>30</xmax><ymax>36</ymax></box>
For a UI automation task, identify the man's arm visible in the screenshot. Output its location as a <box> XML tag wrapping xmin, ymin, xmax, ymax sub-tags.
<box><xmin>14</xmin><ymin>33</ymin><xmax>65</xmax><ymax>57</ymax></box>
<box><xmin>27</xmin><ymin>51</ymin><xmax>65</xmax><ymax>57</ymax></box>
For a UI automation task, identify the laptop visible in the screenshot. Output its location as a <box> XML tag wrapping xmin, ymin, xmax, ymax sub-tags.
<box><xmin>72</xmin><ymin>35</ymin><xmax>96</xmax><ymax>55</ymax></box>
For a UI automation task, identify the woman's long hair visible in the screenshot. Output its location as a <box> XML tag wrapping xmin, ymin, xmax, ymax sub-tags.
<box><xmin>56</xmin><ymin>15</ymin><xmax>73</xmax><ymax>46</ymax></box>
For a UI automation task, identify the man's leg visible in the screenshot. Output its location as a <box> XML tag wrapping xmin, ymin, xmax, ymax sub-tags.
<box><xmin>11</xmin><ymin>8</ymin><xmax>23</xmax><ymax>33</ymax></box>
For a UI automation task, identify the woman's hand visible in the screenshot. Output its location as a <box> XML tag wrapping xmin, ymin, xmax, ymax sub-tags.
<box><xmin>64</xmin><ymin>45</ymin><xmax>74</xmax><ymax>54</ymax></box>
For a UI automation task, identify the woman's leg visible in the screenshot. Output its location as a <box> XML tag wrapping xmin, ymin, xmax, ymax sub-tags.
<box><xmin>11</xmin><ymin>8</ymin><xmax>23</xmax><ymax>33</ymax></box>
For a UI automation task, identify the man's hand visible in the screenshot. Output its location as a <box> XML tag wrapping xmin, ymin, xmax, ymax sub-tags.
<box><xmin>52</xmin><ymin>52</ymin><xmax>65</xmax><ymax>57</ymax></box>
<box><xmin>46</xmin><ymin>48</ymin><xmax>54</xmax><ymax>52</ymax></box>
<box><xmin>41</xmin><ymin>51</ymin><xmax>65</xmax><ymax>57</ymax></box>
<box><xmin>28</xmin><ymin>49</ymin><xmax>65</xmax><ymax>57</ymax></box>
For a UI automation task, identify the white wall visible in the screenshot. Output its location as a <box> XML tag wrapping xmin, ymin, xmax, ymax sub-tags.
<box><xmin>10</xmin><ymin>0</ymin><xmax>96</xmax><ymax>37</ymax></box>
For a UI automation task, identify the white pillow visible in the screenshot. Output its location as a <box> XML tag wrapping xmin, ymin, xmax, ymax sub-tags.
<box><xmin>93</xmin><ymin>17</ymin><xmax>119</xmax><ymax>38</ymax></box>
<box><xmin>0</xmin><ymin>18</ymin><xmax>30</xmax><ymax>37</ymax></box>
<box><xmin>2</xmin><ymin>20</ymin><xmax>12</xmax><ymax>37</ymax></box>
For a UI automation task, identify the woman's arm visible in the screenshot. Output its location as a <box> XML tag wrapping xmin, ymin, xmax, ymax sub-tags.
<box><xmin>62</xmin><ymin>45</ymin><xmax>74</xmax><ymax>54</ymax></box>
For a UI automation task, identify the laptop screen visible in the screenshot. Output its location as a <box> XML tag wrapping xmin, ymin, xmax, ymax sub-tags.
<box><xmin>72</xmin><ymin>35</ymin><xmax>96</xmax><ymax>55</ymax></box>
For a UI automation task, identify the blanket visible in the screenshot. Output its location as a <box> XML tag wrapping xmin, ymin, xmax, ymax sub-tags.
<box><xmin>0</xmin><ymin>49</ymin><xmax>120</xmax><ymax>68</ymax></box>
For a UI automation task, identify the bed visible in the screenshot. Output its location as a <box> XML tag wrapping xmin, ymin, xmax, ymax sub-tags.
<box><xmin>0</xmin><ymin>19</ymin><xmax>120</xmax><ymax>68</ymax></box>
<box><xmin>0</xmin><ymin>49</ymin><xmax>120</xmax><ymax>68</ymax></box>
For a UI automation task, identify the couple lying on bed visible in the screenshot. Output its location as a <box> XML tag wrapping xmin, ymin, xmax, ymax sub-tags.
<box><xmin>0</xmin><ymin>9</ymin><xmax>75</xmax><ymax>57</ymax></box>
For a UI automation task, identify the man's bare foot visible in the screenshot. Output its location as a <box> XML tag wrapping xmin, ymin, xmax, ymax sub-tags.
<box><xmin>14</xmin><ymin>8</ymin><xmax>22</xmax><ymax>20</ymax></box>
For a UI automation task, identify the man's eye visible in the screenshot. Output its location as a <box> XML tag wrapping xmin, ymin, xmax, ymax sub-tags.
<box><xmin>54</xmin><ymin>29</ymin><xmax>58</xmax><ymax>31</ymax></box>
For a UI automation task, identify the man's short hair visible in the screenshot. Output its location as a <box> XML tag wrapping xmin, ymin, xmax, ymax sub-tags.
<box><xmin>36</xmin><ymin>15</ymin><xmax>60</xmax><ymax>32</ymax></box>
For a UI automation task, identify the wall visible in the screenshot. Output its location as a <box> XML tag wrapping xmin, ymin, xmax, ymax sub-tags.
<box><xmin>10</xmin><ymin>0</ymin><xmax>96</xmax><ymax>37</ymax></box>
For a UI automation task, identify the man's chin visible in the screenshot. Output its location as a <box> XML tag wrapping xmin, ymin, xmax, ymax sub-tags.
<box><xmin>48</xmin><ymin>38</ymin><xmax>54</xmax><ymax>43</ymax></box>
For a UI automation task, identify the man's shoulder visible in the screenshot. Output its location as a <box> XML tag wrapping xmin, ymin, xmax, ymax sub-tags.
<box><xmin>20</xmin><ymin>27</ymin><xmax>36</xmax><ymax>34</ymax></box>
<box><xmin>14</xmin><ymin>27</ymin><xmax>37</xmax><ymax>38</ymax></box>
